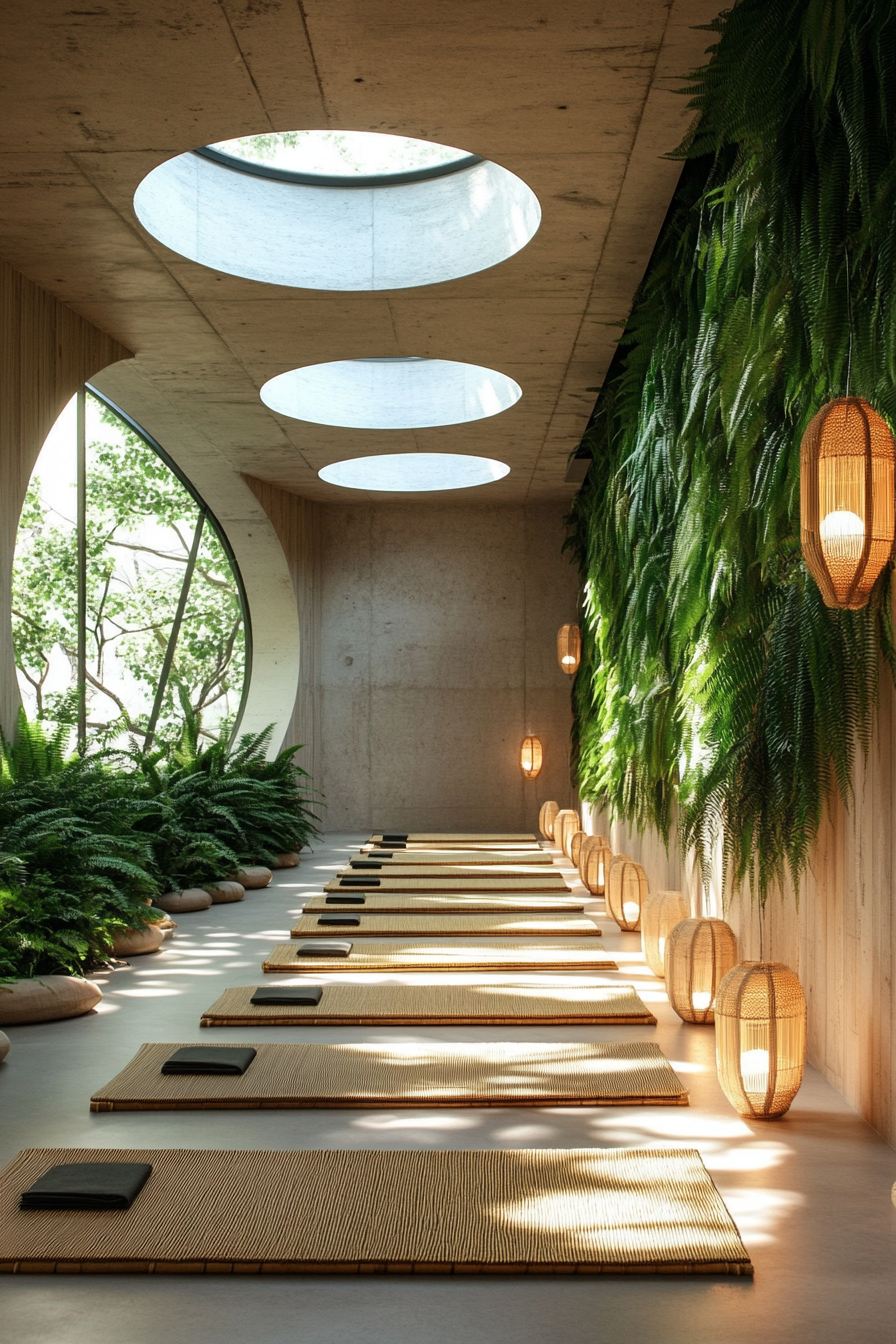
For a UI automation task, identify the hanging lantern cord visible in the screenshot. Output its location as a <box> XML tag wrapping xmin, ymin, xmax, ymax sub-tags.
<box><xmin>845</xmin><ymin>242</ymin><xmax>853</xmax><ymax>402</ymax></box>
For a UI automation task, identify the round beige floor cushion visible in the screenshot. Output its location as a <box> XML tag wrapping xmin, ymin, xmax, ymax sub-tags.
<box><xmin>0</xmin><ymin>1030</ymin><xmax>9</xmax><ymax>1061</ymax></box>
<box><xmin>111</xmin><ymin>925</ymin><xmax>164</xmax><ymax>957</ymax></box>
<box><xmin>157</xmin><ymin>889</ymin><xmax>213</xmax><ymax>914</ymax></box>
<box><xmin>0</xmin><ymin>976</ymin><xmax>102</xmax><ymax>1025</ymax></box>
<box><xmin>204</xmin><ymin>880</ymin><xmax>245</xmax><ymax>904</ymax></box>
<box><xmin>271</xmin><ymin>852</ymin><xmax>300</xmax><ymax>868</ymax></box>
<box><xmin>232</xmin><ymin>866</ymin><xmax>272</xmax><ymax>889</ymax></box>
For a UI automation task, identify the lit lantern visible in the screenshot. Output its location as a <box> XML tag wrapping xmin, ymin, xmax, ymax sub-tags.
<box><xmin>569</xmin><ymin>829</ymin><xmax>587</xmax><ymax>867</ymax></box>
<box><xmin>640</xmin><ymin>889</ymin><xmax>690</xmax><ymax>978</ymax></box>
<box><xmin>557</xmin><ymin>624</ymin><xmax>582</xmax><ymax>675</ymax></box>
<box><xmin>553</xmin><ymin>809</ymin><xmax>580</xmax><ymax>857</ymax></box>
<box><xmin>714</xmin><ymin>961</ymin><xmax>807</xmax><ymax>1119</ymax></box>
<box><xmin>664</xmin><ymin>917</ymin><xmax>738</xmax><ymax>1024</ymax></box>
<box><xmin>538</xmin><ymin>800</ymin><xmax>559</xmax><ymax>840</ymax></box>
<box><xmin>606</xmin><ymin>856</ymin><xmax>647</xmax><ymax>931</ymax></box>
<box><xmin>800</xmin><ymin>397</ymin><xmax>896</xmax><ymax>609</ymax></box>
<box><xmin>579</xmin><ymin>835</ymin><xmax>612</xmax><ymax>895</ymax></box>
<box><xmin>520</xmin><ymin>736</ymin><xmax>543</xmax><ymax>779</ymax></box>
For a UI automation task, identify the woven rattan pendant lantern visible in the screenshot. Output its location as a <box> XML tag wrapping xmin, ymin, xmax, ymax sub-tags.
<box><xmin>579</xmin><ymin>835</ymin><xmax>612</xmax><ymax>895</ymax></box>
<box><xmin>520</xmin><ymin>736</ymin><xmax>543</xmax><ymax>780</ymax></box>
<box><xmin>553</xmin><ymin>809</ymin><xmax>580</xmax><ymax>857</ymax></box>
<box><xmin>714</xmin><ymin>961</ymin><xmax>807</xmax><ymax>1119</ymax></box>
<box><xmin>800</xmin><ymin>397</ymin><xmax>896</xmax><ymax>609</ymax></box>
<box><xmin>640</xmin><ymin>889</ymin><xmax>690</xmax><ymax>978</ymax></box>
<box><xmin>569</xmin><ymin>830</ymin><xmax>587</xmax><ymax>867</ymax></box>
<box><xmin>606</xmin><ymin>856</ymin><xmax>647</xmax><ymax>931</ymax></box>
<box><xmin>664</xmin><ymin>917</ymin><xmax>738</xmax><ymax>1024</ymax></box>
<box><xmin>556</xmin><ymin>624</ymin><xmax>581</xmax><ymax>675</ymax></box>
<box><xmin>538</xmin><ymin>800</ymin><xmax>559</xmax><ymax>840</ymax></box>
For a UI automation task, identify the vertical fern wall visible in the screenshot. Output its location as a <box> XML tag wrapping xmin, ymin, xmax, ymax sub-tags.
<box><xmin>567</xmin><ymin>0</ymin><xmax>896</xmax><ymax>896</ymax></box>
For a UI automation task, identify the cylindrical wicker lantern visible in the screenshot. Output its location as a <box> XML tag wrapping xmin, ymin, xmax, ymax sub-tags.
<box><xmin>714</xmin><ymin>961</ymin><xmax>807</xmax><ymax>1119</ymax></box>
<box><xmin>538</xmin><ymin>800</ymin><xmax>559</xmax><ymax>841</ymax></box>
<box><xmin>569</xmin><ymin>830</ymin><xmax>587</xmax><ymax>867</ymax></box>
<box><xmin>553</xmin><ymin>809</ymin><xmax>580</xmax><ymax>858</ymax></box>
<box><xmin>606</xmin><ymin>857</ymin><xmax>647</xmax><ymax>931</ymax></box>
<box><xmin>520</xmin><ymin>735</ymin><xmax>543</xmax><ymax>780</ymax></box>
<box><xmin>578</xmin><ymin>835</ymin><xmax>612</xmax><ymax>895</ymax></box>
<box><xmin>664</xmin><ymin>917</ymin><xmax>738</xmax><ymax>1024</ymax></box>
<box><xmin>556</xmin><ymin>624</ymin><xmax>582</xmax><ymax>676</ymax></box>
<box><xmin>640</xmin><ymin>888</ymin><xmax>691</xmax><ymax>978</ymax></box>
<box><xmin>800</xmin><ymin>397</ymin><xmax>896</xmax><ymax>609</ymax></box>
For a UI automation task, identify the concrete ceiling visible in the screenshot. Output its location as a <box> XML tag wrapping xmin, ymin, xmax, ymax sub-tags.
<box><xmin>0</xmin><ymin>0</ymin><xmax>720</xmax><ymax>504</ymax></box>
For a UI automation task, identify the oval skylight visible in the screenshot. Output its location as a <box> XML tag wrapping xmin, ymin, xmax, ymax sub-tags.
<box><xmin>203</xmin><ymin>130</ymin><xmax>477</xmax><ymax>185</ymax></box>
<box><xmin>319</xmin><ymin>454</ymin><xmax>511</xmax><ymax>493</ymax></box>
<box><xmin>133</xmin><ymin>130</ymin><xmax>541</xmax><ymax>291</ymax></box>
<box><xmin>260</xmin><ymin>358</ymin><xmax>522</xmax><ymax>429</ymax></box>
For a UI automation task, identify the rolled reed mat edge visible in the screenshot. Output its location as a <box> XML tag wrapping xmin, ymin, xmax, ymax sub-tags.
<box><xmin>0</xmin><ymin>1147</ymin><xmax>751</xmax><ymax>1274</ymax></box>
<box><xmin>304</xmin><ymin>896</ymin><xmax>587</xmax><ymax>916</ymax></box>
<box><xmin>263</xmin><ymin>942</ymin><xmax>617</xmax><ymax>972</ymax></box>
<box><xmin>324</xmin><ymin>877</ymin><xmax>570</xmax><ymax>892</ymax></box>
<box><xmin>90</xmin><ymin>1040</ymin><xmax>688</xmax><ymax>1110</ymax></box>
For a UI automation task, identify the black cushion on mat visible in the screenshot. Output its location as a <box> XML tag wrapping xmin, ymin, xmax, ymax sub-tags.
<box><xmin>350</xmin><ymin>861</ymin><xmax>383</xmax><ymax>869</ymax></box>
<box><xmin>20</xmin><ymin>1162</ymin><xmax>153</xmax><ymax>1211</ymax></box>
<box><xmin>317</xmin><ymin>914</ymin><xmax>361</xmax><ymax>927</ymax></box>
<box><xmin>161</xmin><ymin>1046</ymin><xmax>257</xmax><ymax>1076</ymax></box>
<box><xmin>295</xmin><ymin>940</ymin><xmax>353</xmax><ymax>957</ymax></box>
<box><xmin>382</xmin><ymin>833</ymin><xmax>409</xmax><ymax>843</ymax></box>
<box><xmin>326</xmin><ymin>895</ymin><xmax>366</xmax><ymax>905</ymax></box>
<box><xmin>340</xmin><ymin>876</ymin><xmax>379</xmax><ymax>887</ymax></box>
<box><xmin>250</xmin><ymin>985</ymin><xmax>323</xmax><ymax>1006</ymax></box>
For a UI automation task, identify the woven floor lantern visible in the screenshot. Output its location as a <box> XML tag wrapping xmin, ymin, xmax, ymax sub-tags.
<box><xmin>664</xmin><ymin>917</ymin><xmax>738</xmax><ymax>1024</ymax></box>
<box><xmin>553</xmin><ymin>809</ymin><xmax>580</xmax><ymax>858</ymax></box>
<box><xmin>606</xmin><ymin>857</ymin><xmax>647</xmax><ymax>931</ymax></box>
<box><xmin>800</xmin><ymin>397</ymin><xmax>896</xmax><ymax>609</ymax></box>
<box><xmin>520</xmin><ymin>735</ymin><xmax>543</xmax><ymax>780</ymax></box>
<box><xmin>569</xmin><ymin>829</ymin><xmax>587</xmax><ymax>868</ymax></box>
<box><xmin>640</xmin><ymin>889</ymin><xmax>691</xmax><ymax>978</ymax></box>
<box><xmin>538</xmin><ymin>800</ymin><xmax>559</xmax><ymax>841</ymax></box>
<box><xmin>714</xmin><ymin>961</ymin><xmax>807</xmax><ymax>1119</ymax></box>
<box><xmin>556</xmin><ymin>624</ymin><xmax>581</xmax><ymax>676</ymax></box>
<box><xmin>578</xmin><ymin>835</ymin><xmax>612</xmax><ymax>895</ymax></box>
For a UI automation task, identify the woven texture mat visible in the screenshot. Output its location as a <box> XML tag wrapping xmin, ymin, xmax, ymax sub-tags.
<box><xmin>200</xmin><ymin>981</ymin><xmax>656</xmax><ymax>1027</ymax></box>
<box><xmin>306</xmin><ymin>894</ymin><xmax>586</xmax><ymax>915</ymax></box>
<box><xmin>326</xmin><ymin>874</ymin><xmax>569</xmax><ymax>892</ymax></box>
<box><xmin>370</xmin><ymin>833</ymin><xmax>537</xmax><ymax>843</ymax></box>
<box><xmin>264</xmin><ymin>941</ymin><xmax>617</xmax><ymax>972</ymax></box>
<box><xmin>355</xmin><ymin>850</ymin><xmax>554</xmax><ymax>865</ymax></box>
<box><xmin>292</xmin><ymin>914</ymin><xmax>599</xmax><ymax>939</ymax></box>
<box><xmin>0</xmin><ymin>1146</ymin><xmax>751</xmax><ymax>1275</ymax></box>
<box><xmin>91</xmin><ymin>1041</ymin><xmax>687</xmax><ymax>1111</ymax></box>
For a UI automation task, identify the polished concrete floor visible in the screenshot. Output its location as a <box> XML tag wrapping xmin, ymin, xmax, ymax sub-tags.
<box><xmin>2</xmin><ymin>834</ymin><xmax>896</xmax><ymax>1343</ymax></box>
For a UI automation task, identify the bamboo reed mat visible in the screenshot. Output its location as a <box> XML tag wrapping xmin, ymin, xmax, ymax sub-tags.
<box><xmin>264</xmin><ymin>940</ymin><xmax>617</xmax><ymax>972</ymax></box>
<box><xmin>327</xmin><ymin>875</ymin><xmax>569</xmax><ymax>894</ymax></box>
<box><xmin>202</xmin><ymin>981</ymin><xmax>655</xmax><ymax>1027</ymax></box>
<box><xmin>292</xmin><ymin>913</ymin><xmax>599</xmax><ymax>939</ymax></box>
<box><xmin>0</xmin><ymin>1146</ymin><xmax>751</xmax><ymax>1275</ymax></box>
<box><xmin>90</xmin><ymin>1041</ymin><xmax>687</xmax><ymax>1112</ymax></box>
<box><xmin>355</xmin><ymin>849</ymin><xmax>554</xmax><ymax>865</ymax></box>
<box><xmin>370</xmin><ymin>833</ymin><xmax>537</xmax><ymax>843</ymax></box>
<box><xmin>329</xmin><ymin>872</ymin><xmax>569</xmax><ymax>891</ymax></box>
<box><xmin>306</xmin><ymin>894</ymin><xmax>586</xmax><ymax>915</ymax></box>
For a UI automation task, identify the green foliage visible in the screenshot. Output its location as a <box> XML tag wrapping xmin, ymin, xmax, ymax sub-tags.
<box><xmin>567</xmin><ymin>0</ymin><xmax>896</xmax><ymax>899</ymax></box>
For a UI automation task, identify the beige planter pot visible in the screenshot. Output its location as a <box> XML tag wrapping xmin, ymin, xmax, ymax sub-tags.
<box><xmin>157</xmin><ymin>889</ymin><xmax>214</xmax><ymax>914</ymax></box>
<box><xmin>111</xmin><ymin>925</ymin><xmax>164</xmax><ymax>957</ymax></box>
<box><xmin>0</xmin><ymin>1030</ymin><xmax>9</xmax><ymax>1061</ymax></box>
<box><xmin>270</xmin><ymin>852</ymin><xmax>301</xmax><ymax>868</ymax></box>
<box><xmin>204</xmin><ymin>880</ymin><xmax>245</xmax><ymax>904</ymax></box>
<box><xmin>232</xmin><ymin>866</ymin><xmax>272</xmax><ymax>889</ymax></box>
<box><xmin>0</xmin><ymin>976</ymin><xmax>102</xmax><ymax>1025</ymax></box>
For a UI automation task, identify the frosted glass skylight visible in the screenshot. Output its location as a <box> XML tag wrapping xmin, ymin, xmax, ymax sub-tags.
<box><xmin>261</xmin><ymin>358</ymin><xmax>522</xmax><ymax>429</ymax></box>
<box><xmin>319</xmin><ymin>454</ymin><xmax>511</xmax><ymax>492</ymax></box>
<box><xmin>207</xmin><ymin>130</ymin><xmax>474</xmax><ymax>182</ymax></box>
<box><xmin>133</xmin><ymin>131</ymin><xmax>541</xmax><ymax>290</ymax></box>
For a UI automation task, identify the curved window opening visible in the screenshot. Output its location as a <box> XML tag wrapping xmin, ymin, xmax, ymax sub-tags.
<box><xmin>318</xmin><ymin>453</ymin><xmax>511</xmax><ymax>492</ymax></box>
<box><xmin>199</xmin><ymin>130</ymin><xmax>481</xmax><ymax>187</ymax></box>
<box><xmin>12</xmin><ymin>387</ymin><xmax>250</xmax><ymax>752</ymax></box>
<box><xmin>134</xmin><ymin>130</ymin><xmax>541</xmax><ymax>292</ymax></box>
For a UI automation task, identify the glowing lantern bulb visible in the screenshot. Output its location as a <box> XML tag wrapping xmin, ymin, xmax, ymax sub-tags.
<box><xmin>740</xmin><ymin>1047</ymin><xmax>771</xmax><ymax>1091</ymax></box>
<box><xmin>691</xmin><ymin>990</ymin><xmax>712</xmax><ymax>1011</ymax></box>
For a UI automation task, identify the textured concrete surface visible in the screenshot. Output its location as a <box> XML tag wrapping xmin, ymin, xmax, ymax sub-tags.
<box><xmin>317</xmin><ymin>502</ymin><xmax>581</xmax><ymax>831</ymax></box>
<box><xmin>2</xmin><ymin>835</ymin><xmax>895</xmax><ymax>1343</ymax></box>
